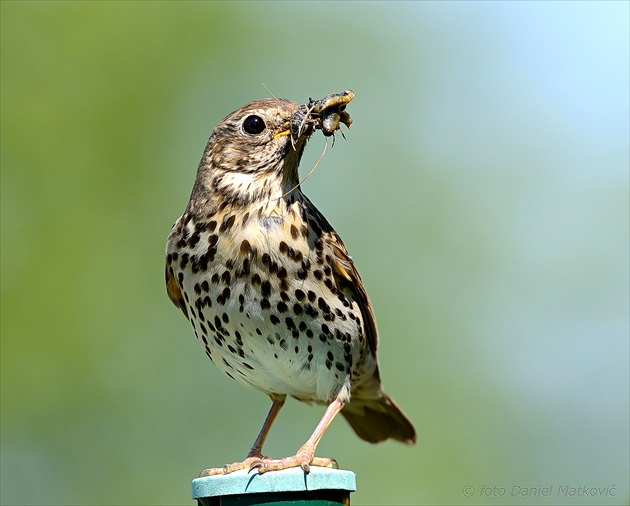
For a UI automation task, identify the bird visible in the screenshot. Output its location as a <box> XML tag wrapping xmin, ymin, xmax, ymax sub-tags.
<box><xmin>165</xmin><ymin>90</ymin><xmax>416</xmax><ymax>475</ymax></box>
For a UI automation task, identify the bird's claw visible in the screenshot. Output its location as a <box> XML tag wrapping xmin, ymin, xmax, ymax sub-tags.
<box><xmin>251</xmin><ymin>456</ymin><xmax>338</xmax><ymax>474</ymax></box>
<box><xmin>250</xmin><ymin>443</ymin><xmax>339</xmax><ymax>474</ymax></box>
<box><xmin>199</xmin><ymin>466</ymin><xmax>224</xmax><ymax>477</ymax></box>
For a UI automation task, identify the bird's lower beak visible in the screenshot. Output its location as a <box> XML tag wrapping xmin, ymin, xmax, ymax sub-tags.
<box><xmin>274</xmin><ymin>127</ymin><xmax>291</xmax><ymax>139</ymax></box>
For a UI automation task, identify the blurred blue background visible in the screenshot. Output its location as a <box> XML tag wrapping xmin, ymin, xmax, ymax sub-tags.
<box><xmin>1</xmin><ymin>2</ymin><xmax>628</xmax><ymax>505</ymax></box>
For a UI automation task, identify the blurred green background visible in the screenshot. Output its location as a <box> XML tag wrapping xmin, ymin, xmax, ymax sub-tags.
<box><xmin>2</xmin><ymin>2</ymin><xmax>628</xmax><ymax>505</ymax></box>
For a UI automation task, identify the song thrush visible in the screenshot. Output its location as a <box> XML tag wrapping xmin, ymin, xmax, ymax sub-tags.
<box><xmin>166</xmin><ymin>90</ymin><xmax>416</xmax><ymax>475</ymax></box>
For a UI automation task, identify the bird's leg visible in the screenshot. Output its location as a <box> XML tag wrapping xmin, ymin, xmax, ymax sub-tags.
<box><xmin>251</xmin><ymin>398</ymin><xmax>345</xmax><ymax>474</ymax></box>
<box><xmin>199</xmin><ymin>397</ymin><xmax>285</xmax><ymax>476</ymax></box>
<box><xmin>243</xmin><ymin>396</ymin><xmax>286</xmax><ymax>460</ymax></box>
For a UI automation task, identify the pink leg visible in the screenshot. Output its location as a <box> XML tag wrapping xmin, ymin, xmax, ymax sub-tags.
<box><xmin>200</xmin><ymin>397</ymin><xmax>286</xmax><ymax>476</ymax></box>
<box><xmin>252</xmin><ymin>398</ymin><xmax>344</xmax><ymax>473</ymax></box>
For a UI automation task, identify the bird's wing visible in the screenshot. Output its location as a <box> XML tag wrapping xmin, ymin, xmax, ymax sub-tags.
<box><xmin>166</xmin><ymin>262</ymin><xmax>189</xmax><ymax>319</ymax></box>
<box><xmin>328</xmin><ymin>232</ymin><xmax>379</xmax><ymax>356</ymax></box>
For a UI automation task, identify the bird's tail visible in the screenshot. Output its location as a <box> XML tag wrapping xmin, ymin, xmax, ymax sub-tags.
<box><xmin>341</xmin><ymin>387</ymin><xmax>416</xmax><ymax>445</ymax></box>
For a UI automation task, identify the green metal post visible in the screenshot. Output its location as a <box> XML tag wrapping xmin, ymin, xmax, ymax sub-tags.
<box><xmin>192</xmin><ymin>467</ymin><xmax>356</xmax><ymax>506</ymax></box>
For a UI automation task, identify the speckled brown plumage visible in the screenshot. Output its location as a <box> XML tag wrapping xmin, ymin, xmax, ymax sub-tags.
<box><xmin>166</xmin><ymin>91</ymin><xmax>415</xmax><ymax>475</ymax></box>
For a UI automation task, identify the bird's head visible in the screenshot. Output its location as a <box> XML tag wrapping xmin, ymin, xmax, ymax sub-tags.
<box><xmin>187</xmin><ymin>92</ymin><xmax>353</xmax><ymax>212</ymax></box>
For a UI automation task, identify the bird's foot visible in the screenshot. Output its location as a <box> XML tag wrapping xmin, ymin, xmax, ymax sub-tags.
<box><xmin>250</xmin><ymin>455</ymin><xmax>338</xmax><ymax>474</ymax></box>
<box><xmin>249</xmin><ymin>443</ymin><xmax>338</xmax><ymax>474</ymax></box>
<box><xmin>199</xmin><ymin>453</ymin><xmax>273</xmax><ymax>476</ymax></box>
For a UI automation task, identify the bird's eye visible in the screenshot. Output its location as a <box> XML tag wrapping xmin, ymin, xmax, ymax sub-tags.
<box><xmin>242</xmin><ymin>115</ymin><xmax>266</xmax><ymax>135</ymax></box>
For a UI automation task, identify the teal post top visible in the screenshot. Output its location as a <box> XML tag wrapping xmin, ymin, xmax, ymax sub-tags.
<box><xmin>192</xmin><ymin>467</ymin><xmax>356</xmax><ymax>506</ymax></box>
